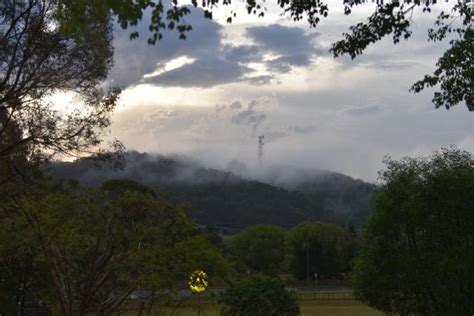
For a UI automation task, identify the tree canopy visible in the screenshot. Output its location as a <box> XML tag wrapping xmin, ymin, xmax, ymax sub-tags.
<box><xmin>228</xmin><ymin>225</ymin><xmax>288</xmax><ymax>276</ymax></box>
<box><xmin>0</xmin><ymin>0</ymin><xmax>122</xmax><ymax>169</ymax></box>
<box><xmin>351</xmin><ymin>147</ymin><xmax>474</xmax><ymax>315</ymax></box>
<box><xmin>219</xmin><ymin>275</ymin><xmax>300</xmax><ymax>316</ymax></box>
<box><xmin>289</xmin><ymin>221</ymin><xmax>348</xmax><ymax>280</ymax></box>
<box><xmin>0</xmin><ymin>180</ymin><xmax>231</xmax><ymax>315</ymax></box>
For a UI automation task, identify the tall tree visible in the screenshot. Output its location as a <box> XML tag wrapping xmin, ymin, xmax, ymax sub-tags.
<box><xmin>0</xmin><ymin>0</ymin><xmax>122</xmax><ymax>168</ymax></box>
<box><xmin>351</xmin><ymin>147</ymin><xmax>474</xmax><ymax>315</ymax></box>
<box><xmin>228</xmin><ymin>225</ymin><xmax>288</xmax><ymax>276</ymax></box>
<box><xmin>289</xmin><ymin>221</ymin><xmax>346</xmax><ymax>280</ymax></box>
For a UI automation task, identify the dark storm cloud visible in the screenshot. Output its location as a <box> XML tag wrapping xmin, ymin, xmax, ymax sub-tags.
<box><xmin>246</xmin><ymin>24</ymin><xmax>316</xmax><ymax>55</ymax></box>
<box><xmin>245</xmin><ymin>24</ymin><xmax>324</xmax><ymax>73</ymax></box>
<box><xmin>109</xmin><ymin>8</ymin><xmax>218</xmax><ymax>87</ymax></box>
<box><xmin>109</xmin><ymin>10</ymin><xmax>323</xmax><ymax>88</ymax></box>
<box><xmin>223</xmin><ymin>45</ymin><xmax>262</xmax><ymax>63</ymax></box>
<box><xmin>144</xmin><ymin>56</ymin><xmax>253</xmax><ymax>87</ymax></box>
<box><xmin>109</xmin><ymin>6</ymin><xmax>253</xmax><ymax>88</ymax></box>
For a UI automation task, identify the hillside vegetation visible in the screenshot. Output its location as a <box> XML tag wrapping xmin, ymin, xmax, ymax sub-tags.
<box><xmin>50</xmin><ymin>151</ymin><xmax>375</xmax><ymax>232</ymax></box>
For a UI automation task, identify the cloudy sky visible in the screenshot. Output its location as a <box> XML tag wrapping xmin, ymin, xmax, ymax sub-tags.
<box><xmin>104</xmin><ymin>1</ymin><xmax>473</xmax><ymax>182</ymax></box>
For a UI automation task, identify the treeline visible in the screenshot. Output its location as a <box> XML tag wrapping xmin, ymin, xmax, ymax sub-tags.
<box><xmin>225</xmin><ymin>222</ymin><xmax>360</xmax><ymax>281</ymax></box>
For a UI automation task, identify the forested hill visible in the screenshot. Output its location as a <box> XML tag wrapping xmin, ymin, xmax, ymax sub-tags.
<box><xmin>50</xmin><ymin>151</ymin><xmax>376</xmax><ymax>232</ymax></box>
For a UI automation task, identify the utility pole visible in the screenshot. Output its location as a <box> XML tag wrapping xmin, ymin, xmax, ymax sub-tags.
<box><xmin>306</xmin><ymin>237</ymin><xmax>309</xmax><ymax>287</ymax></box>
<box><xmin>314</xmin><ymin>273</ymin><xmax>318</xmax><ymax>291</ymax></box>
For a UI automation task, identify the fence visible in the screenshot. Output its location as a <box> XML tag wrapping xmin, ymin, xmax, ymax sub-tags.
<box><xmin>297</xmin><ymin>291</ymin><xmax>355</xmax><ymax>301</ymax></box>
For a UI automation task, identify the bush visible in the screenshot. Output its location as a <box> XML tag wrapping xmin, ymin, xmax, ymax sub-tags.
<box><xmin>220</xmin><ymin>275</ymin><xmax>300</xmax><ymax>316</ymax></box>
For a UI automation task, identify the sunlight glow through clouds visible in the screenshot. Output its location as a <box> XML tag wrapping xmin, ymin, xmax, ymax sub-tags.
<box><xmin>143</xmin><ymin>56</ymin><xmax>196</xmax><ymax>79</ymax></box>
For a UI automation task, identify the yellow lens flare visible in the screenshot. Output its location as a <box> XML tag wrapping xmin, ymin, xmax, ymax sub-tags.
<box><xmin>188</xmin><ymin>270</ymin><xmax>208</xmax><ymax>293</ymax></box>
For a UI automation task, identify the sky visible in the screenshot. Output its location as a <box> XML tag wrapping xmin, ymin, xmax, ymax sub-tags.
<box><xmin>104</xmin><ymin>1</ymin><xmax>473</xmax><ymax>182</ymax></box>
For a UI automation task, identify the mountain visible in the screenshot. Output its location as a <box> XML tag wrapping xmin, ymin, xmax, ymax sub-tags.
<box><xmin>49</xmin><ymin>151</ymin><xmax>376</xmax><ymax>232</ymax></box>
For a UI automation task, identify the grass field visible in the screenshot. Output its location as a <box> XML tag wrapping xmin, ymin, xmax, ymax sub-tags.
<box><xmin>123</xmin><ymin>298</ymin><xmax>383</xmax><ymax>315</ymax></box>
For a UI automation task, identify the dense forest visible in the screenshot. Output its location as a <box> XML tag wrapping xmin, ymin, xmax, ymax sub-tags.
<box><xmin>50</xmin><ymin>151</ymin><xmax>376</xmax><ymax>232</ymax></box>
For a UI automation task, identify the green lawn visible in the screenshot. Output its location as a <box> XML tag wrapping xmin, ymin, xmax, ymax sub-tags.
<box><xmin>123</xmin><ymin>300</ymin><xmax>382</xmax><ymax>316</ymax></box>
<box><xmin>300</xmin><ymin>300</ymin><xmax>382</xmax><ymax>316</ymax></box>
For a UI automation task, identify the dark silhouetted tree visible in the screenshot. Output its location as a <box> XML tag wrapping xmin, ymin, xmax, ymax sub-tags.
<box><xmin>0</xmin><ymin>0</ymin><xmax>122</xmax><ymax>168</ymax></box>
<box><xmin>352</xmin><ymin>147</ymin><xmax>474</xmax><ymax>315</ymax></box>
<box><xmin>220</xmin><ymin>275</ymin><xmax>300</xmax><ymax>316</ymax></box>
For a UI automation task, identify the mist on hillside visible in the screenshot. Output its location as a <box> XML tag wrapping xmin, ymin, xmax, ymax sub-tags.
<box><xmin>50</xmin><ymin>151</ymin><xmax>376</xmax><ymax>231</ymax></box>
<box><xmin>51</xmin><ymin>150</ymin><xmax>373</xmax><ymax>188</ymax></box>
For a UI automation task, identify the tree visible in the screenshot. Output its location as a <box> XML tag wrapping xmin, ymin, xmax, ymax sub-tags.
<box><xmin>0</xmin><ymin>0</ymin><xmax>122</xmax><ymax>169</ymax></box>
<box><xmin>56</xmin><ymin>0</ymin><xmax>472</xmax><ymax>110</ymax></box>
<box><xmin>289</xmin><ymin>221</ymin><xmax>346</xmax><ymax>281</ymax></box>
<box><xmin>351</xmin><ymin>147</ymin><xmax>474</xmax><ymax>315</ymax></box>
<box><xmin>0</xmin><ymin>180</ymin><xmax>230</xmax><ymax>315</ymax></box>
<box><xmin>228</xmin><ymin>225</ymin><xmax>288</xmax><ymax>276</ymax></box>
<box><xmin>219</xmin><ymin>275</ymin><xmax>300</xmax><ymax>316</ymax></box>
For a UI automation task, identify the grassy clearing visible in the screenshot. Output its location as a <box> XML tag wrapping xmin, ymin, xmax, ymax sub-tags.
<box><xmin>300</xmin><ymin>300</ymin><xmax>382</xmax><ymax>316</ymax></box>
<box><xmin>122</xmin><ymin>299</ymin><xmax>383</xmax><ymax>316</ymax></box>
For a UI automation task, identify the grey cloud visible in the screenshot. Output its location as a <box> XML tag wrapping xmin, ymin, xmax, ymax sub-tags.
<box><xmin>246</xmin><ymin>24</ymin><xmax>316</xmax><ymax>55</ymax></box>
<box><xmin>244</xmin><ymin>75</ymin><xmax>277</xmax><ymax>85</ymax></box>
<box><xmin>223</xmin><ymin>45</ymin><xmax>262</xmax><ymax>63</ymax></box>
<box><xmin>109</xmin><ymin>6</ymin><xmax>254</xmax><ymax>88</ymax></box>
<box><xmin>266</xmin><ymin>53</ymin><xmax>315</xmax><ymax>73</ymax></box>
<box><xmin>109</xmin><ymin>11</ymin><xmax>473</xmax><ymax>182</ymax></box>
<box><xmin>344</xmin><ymin>105</ymin><xmax>381</xmax><ymax>116</ymax></box>
<box><xmin>148</xmin><ymin>109</ymin><xmax>177</xmax><ymax>119</ymax></box>
<box><xmin>246</xmin><ymin>24</ymin><xmax>323</xmax><ymax>73</ymax></box>
<box><xmin>265</xmin><ymin>130</ymin><xmax>290</xmax><ymax>142</ymax></box>
<box><xmin>231</xmin><ymin>109</ymin><xmax>266</xmax><ymax>125</ymax></box>
<box><xmin>109</xmin><ymin>11</ymin><xmax>326</xmax><ymax>88</ymax></box>
<box><xmin>266</xmin><ymin>60</ymin><xmax>292</xmax><ymax>73</ymax></box>
<box><xmin>363</xmin><ymin>61</ymin><xmax>419</xmax><ymax>71</ymax></box>
<box><xmin>231</xmin><ymin>100</ymin><xmax>267</xmax><ymax>136</ymax></box>
<box><xmin>248</xmin><ymin>99</ymin><xmax>258</xmax><ymax>108</ymax></box>
<box><xmin>215</xmin><ymin>104</ymin><xmax>227</xmax><ymax>113</ymax></box>
<box><xmin>336</xmin><ymin>55</ymin><xmax>420</xmax><ymax>72</ymax></box>
<box><xmin>292</xmin><ymin>125</ymin><xmax>315</xmax><ymax>134</ymax></box>
<box><xmin>144</xmin><ymin>56</ymin><xmax>253</xmax><ymax>87</ymax></box>
<box><xmin>229</xmin><ymin>101</ymin><xmax>242</xmax><ymax>109</ymax></box>
<box><xmin>263</xmin><ymin>125</ymin><xmax>315</xmax><ymax>143</ymax></box>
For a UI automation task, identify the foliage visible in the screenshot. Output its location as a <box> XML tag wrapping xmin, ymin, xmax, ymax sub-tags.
<box><xmin>351</xmin><ymin>147</ymin><xmax>474</xmax><ymax>315</ymax></box>
<box><xmin>228</xmin><ymin>225</ymin><xmax>288</xmax><ymax>276</ymax></box>
<box><xmin>50</xmin><ymin>152</ymin><xmax>376</xmax><ymax>231</ymax></box>
<box><xmin>411</xmin><ymin>27</ymin><xmax>473</xmax><ymax>110</ymax></box>
<box><xmin>0</xmin><ymin>180</ymin><xmax>230</xmax><ymax>315</ymax></box>
<box><xmin>57</xmin><ymin>0</ymin><xmax>473</xmax><ymax>110</ymax></box>
<box><xmin>0</xmin><ymin>0</ymin><xmax>123</xmax><ymax>167</ymax></box>
<box><xmin>219</xmin><ymin>275</ymin><xmax>300</xmax><ymax>316</ymax></box>
<box><xmin>289</xmin><ymin>221</ymin><xmax>347</xmax><ymax>280</ymax></box>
